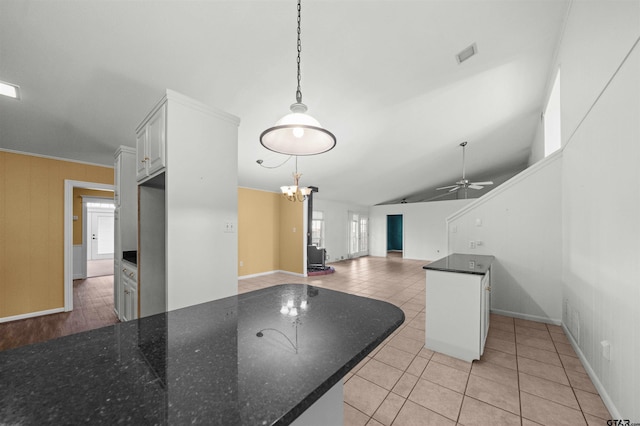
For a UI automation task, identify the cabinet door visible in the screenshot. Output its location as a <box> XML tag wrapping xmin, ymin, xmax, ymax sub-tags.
<box><xmin>114</xmin><ymin>259</ymin><xmax>121</xmax><ymax>318</ymax></box>
<box><xmin>480</xmin><ymin>270</ymin><xmax>491</xmax><ymax>354</ymax></box>
<box><xmin>146</xmin><ymin>104</ymin><xmax>166</xmax><ymax>177</ymax></box>
<box><xmin>130</xmin><ymin>283</ymin><xmax>138</xmax><ymax>320</ymax></box>
<box><xmin>122</xmin><ymin>278</ymin><xmax>131</xmax><ymax>322</ymax></box>
<box><xmin>136</xmin><ymin>130</ymin><xmax>148</xmax><ymax>181</ymax></box>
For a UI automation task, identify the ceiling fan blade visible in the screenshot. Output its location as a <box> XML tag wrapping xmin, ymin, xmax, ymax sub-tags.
<box><xmin>448</xmin><ymin>186</ymin><xmax>461</xmax><ymax>192</ymax></box>
<box><xmin>471</xmin><ymin>181</ymin><xmax>493</xmax><ymax>186</ymax></box>
<box><xmin>436</xmin><ymin>185</ymin><xmax>458</xmax><ymax>190</ymax></box>
<box><xmin>468</xmin><ymin>185</ymin><xmax>483</xmax><ymax>190</ymax></box>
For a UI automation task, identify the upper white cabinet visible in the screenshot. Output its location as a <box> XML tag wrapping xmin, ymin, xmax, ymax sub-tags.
<box><xmin>136</xmin><ymin>103</ymin><xmax>166</xmax><ymax>182</ymax></box>
<box><xmin>136</xmin><ymin>90</ymin><xmax>240</xmax><ymax>317</ymax></box>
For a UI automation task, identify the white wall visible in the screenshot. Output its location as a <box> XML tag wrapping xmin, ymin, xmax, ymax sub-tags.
<box><xmin>527</xmin><ymin>116</ymin><xmax>545</xmax><ymax>166</ymax></box>
<box><xmin>448</xmin><ymin>153</ymin><xmax>563</xmax><ymax>324</ymax></box>
<box><xmin>370</xmin><ymin>199</ymin><xmax>471</xmax><ymax>260</ymax></box>
<box><xmin>313</xmin><ymin>197</ymin><xmax>368</xmax><ymax>262</ymax></box>
<box><xmin>558</xmin><ymin>1</ymin><xmax>640</xmax><ymax>420</ymax></box>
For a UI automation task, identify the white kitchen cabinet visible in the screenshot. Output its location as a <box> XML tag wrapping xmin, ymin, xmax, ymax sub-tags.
<box><xmin>136</xmin><ymin>103</ymin><xmax>166</xmax><ymax>182</ymax></box>
<box><xmin>424</xmin><ymin>254</ymin><xmax>494</xmax><ymax>362</ymax></box>
<box><xmin>114</xmin><ymin>146</ymin><xmax>137</xmax><ymax>320</ymax></box>
<box><xmin>137</xmin><ymin>90</ymin><xmax>240</xmax><ymax>318</ymax></box>
<box><xmin>121</xmin><ymin>261</ymin><xmax>138</xmax><ymax>321</ymax></box>
<box><xmin>113</xmin><ymin>257</ymin><xmax>120</xmax><ymax>318</ymax></box>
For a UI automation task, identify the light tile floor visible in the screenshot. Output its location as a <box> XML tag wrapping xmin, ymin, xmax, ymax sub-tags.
<box><xmin>238</xmin><ymin>255</ymin><xmax>611</xmax><ymax>426</ymax></box>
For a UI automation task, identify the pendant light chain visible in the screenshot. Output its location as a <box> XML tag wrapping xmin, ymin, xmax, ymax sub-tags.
<box><xmin>258</xmin><ymin>0</ymin><xmax>336</xmax><ymax>156</ymax></box>
<box><xmin>296</xmin><ymin>0</ymin><xmax>302</xmax><ymax>104</ymax></box>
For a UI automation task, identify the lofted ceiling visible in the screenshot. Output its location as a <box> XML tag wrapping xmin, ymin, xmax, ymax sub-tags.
<box><xmin>0</xmin><ymin>0</ymin><xmax>569</xmax><ymax>206</ymax></box>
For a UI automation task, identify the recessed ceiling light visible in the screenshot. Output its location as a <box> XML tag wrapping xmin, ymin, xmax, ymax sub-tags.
<box><xmin>0</xmin><ymin>80</ymin><xmax>21</xmax><ymax>99</ymax></box>
<box><xmin>456</xmin><ymin>43</ymin><xmax>478</xmax><ymax>64</ymax></box>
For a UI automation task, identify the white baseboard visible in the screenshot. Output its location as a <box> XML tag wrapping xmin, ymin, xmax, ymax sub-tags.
<box><xmin>490</xmin><ymin>308</ymin><xmax>561</xmax><ymax>326</ymax></box>
<box><xmin>239</xmin><ymin>269</ymin><xmax>307</xmax><ymax>280</ymax></box>
<box><xmin>0</xmin><ymin>307</ymin><xmax>65</xmax><ymax>324</ymax></box>
<box><xmin>562</xmin><ymin>323</ymin><xmax>621</xmax><ymax>420</ymax></box>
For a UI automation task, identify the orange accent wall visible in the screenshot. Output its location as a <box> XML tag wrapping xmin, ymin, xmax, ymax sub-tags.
<box><xmin>238</xmin><ymin>188</ymin><xmax>304</xmax><ymax>276</ymax></box>
<box><xmin>0</xmin><ymin>151</ymin><xmax>113</xmax><ymax>319</ymax></box>
<box><xmin>72</xmin><ymin>188</ymin><xmax>114</xmax><ymax>245</ymax></box>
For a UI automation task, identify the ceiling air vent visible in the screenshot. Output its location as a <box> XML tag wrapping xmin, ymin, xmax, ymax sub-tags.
<box><xmin>456</xmin><ymin>43</ymin><xmax>478</xmax><ymax>64</ymax></box>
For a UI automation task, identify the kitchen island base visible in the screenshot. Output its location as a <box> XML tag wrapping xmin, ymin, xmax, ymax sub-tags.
<box><xmin>424</xmin><ymin>254</ymin><xmax>494</xmax><ymax>363</ymax></box>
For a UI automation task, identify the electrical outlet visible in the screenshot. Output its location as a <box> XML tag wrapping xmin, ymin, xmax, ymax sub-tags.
<box><xmin>224</xmin><ymin>222</ymin><xmax>235</xmax><ymax>233</ymax></box>
<box><xmin>469</xmin><ymin>241</ymin><xmax>476</xmax><ymax>249</ymax></box>
<box><xmin>239</xmin><ymin>261</ymin><xmax>243</xmax><ymax>267</ymax></box>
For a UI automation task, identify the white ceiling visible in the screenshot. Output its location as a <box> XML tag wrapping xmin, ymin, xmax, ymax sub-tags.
<box><xmin>0</xmin><ymin>0</ymin><xmax>569</xmax><ymax>206</ymax></box>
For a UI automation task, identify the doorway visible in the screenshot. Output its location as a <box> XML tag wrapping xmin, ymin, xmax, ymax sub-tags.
<box><xmin>84</xmin><ymin>198</ymin><xmax>115</xmax><ymax>277</ymax></box>
<box><xmin>348</xmin><ymin>212</ymin><xmax>369</xmax><ymax>258</ymax></box>
<box><xmin>387</xmin><ymin>214</ymin><xmax>403</xmax><ymax>257</ymax></box>
<box><xmin>64</xmin><ymin>180</ymin><xmax>115</xmax><ymax>311</ymax></box>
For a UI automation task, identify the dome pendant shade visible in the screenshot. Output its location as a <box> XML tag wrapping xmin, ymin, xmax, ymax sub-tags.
<box><xmin>260</xmin><ymin>103</ymin><xmax>336</xmax><ymax>156</ymax></box>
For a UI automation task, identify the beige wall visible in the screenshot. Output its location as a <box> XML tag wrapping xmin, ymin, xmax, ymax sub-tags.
<box><xmin>238</xmin><ymin>187</ymin><xmax>304</xmax><ymax>277</ymax></box>
<box><xmin>0</xmin><ymin>151</ymin><xmax>113</xmax><ymax>318</ymax></box>
<box><xmin>277</xmin><ymin>195</ymin><xmax>304</xmax><ymax>275</ymax></box>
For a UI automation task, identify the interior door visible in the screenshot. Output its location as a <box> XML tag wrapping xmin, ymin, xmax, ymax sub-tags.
<box><xmin>348</xmin><ymin>212</ymin><xmax>369</xmax><ymax>258</ymax></box>
<box><xmin>89</xmin><ymin>211</ymin><xmax>115</xmax><ymax>260</ymax></box>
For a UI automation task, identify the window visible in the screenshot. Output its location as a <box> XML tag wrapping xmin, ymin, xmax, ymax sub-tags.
<box><xmin>544</xmin><ymin>69</ymin><xmax>561</xmax><ymax>156</ymax></box>
<box><xmin>311</xmin><ymin>210</ymin><xmax>325</xmax><ymax>247</ymax></box>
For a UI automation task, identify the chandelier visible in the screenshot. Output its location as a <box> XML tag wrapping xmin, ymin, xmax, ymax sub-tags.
<box><xmin>281</xmin><ymin>157</ymin><xmax>312</xmax><ymax>202</ymax></box>
<box><xmin>260</xmin><ymin>0</ymin><xmax>336</xmax><ymax>156</ymax></box>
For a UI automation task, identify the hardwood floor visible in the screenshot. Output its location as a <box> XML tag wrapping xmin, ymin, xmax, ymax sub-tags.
<box><xmin>0</xmin><ymin>275</ymin><xmax>118</xmax><ymax>351</ymax></box>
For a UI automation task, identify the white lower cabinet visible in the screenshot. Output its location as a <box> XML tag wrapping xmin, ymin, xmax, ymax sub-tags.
<box><xmin>121</xmin><ymin>261</ymin><xmax>138</xmax><ymax>321</ymax></box>
<box><xmin>425</xmin><ymin>268</ymin><xmax>491</xmax><ymax>362</ymax></box>
<box><xmin>113</xmin><ymin>258</ymin><xmax>120</xmax><ymax>318</ymax></box>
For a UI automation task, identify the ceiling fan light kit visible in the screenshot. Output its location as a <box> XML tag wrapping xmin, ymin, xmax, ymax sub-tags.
<box><xmin>436</xmin><ymin>141</ymin><xmax>494</xmax><ymax>198</ymax></box>
<box><xmin>260</xmin><ymin>0</ymin><xmax>336</xmax><ymax>156</ymax></box>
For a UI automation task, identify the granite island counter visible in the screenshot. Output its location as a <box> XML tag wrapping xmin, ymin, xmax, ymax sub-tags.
<box><xmin>0</xmin><ymin>284</ymin><xmax>404</xmax><ymax>425</ymax></box>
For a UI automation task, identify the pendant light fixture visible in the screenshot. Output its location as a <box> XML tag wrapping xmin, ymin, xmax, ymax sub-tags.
<box><xmin>260</xmin><ymin>0</ymin><xmax>336</xmax><ymax>156</ymax></box>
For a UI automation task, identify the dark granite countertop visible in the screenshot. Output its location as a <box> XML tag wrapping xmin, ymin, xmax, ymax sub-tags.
<box><xmin>0</xmin><ymin>284</ymin><xmax>403</xmax><ymax>425</ymax></box>
<box><xmin>423</xmin><ymin>253</ymin><xmax>494</xmax><ymax>275</ymax></box>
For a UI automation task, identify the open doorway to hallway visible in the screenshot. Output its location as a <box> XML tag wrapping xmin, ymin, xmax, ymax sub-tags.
<box><xmin>84</xmin><ymin>197</ymin><xmax>115</xmax><ymax>278</ymax></box>
<box><xmin>64</xmin><ymin>180</ymin><xmax>115</xmax><ymax>312</ymax></box>
<box><xmin>387</xmin><ymin>214</ymin><xmax>403</xmax><ymax>257</ymax></box>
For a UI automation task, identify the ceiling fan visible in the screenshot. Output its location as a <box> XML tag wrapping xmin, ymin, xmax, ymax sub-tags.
<box><xmin>436</xmin><ymin>141</ymin><xmax>493</xmax><ymax>198</ymax></box>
